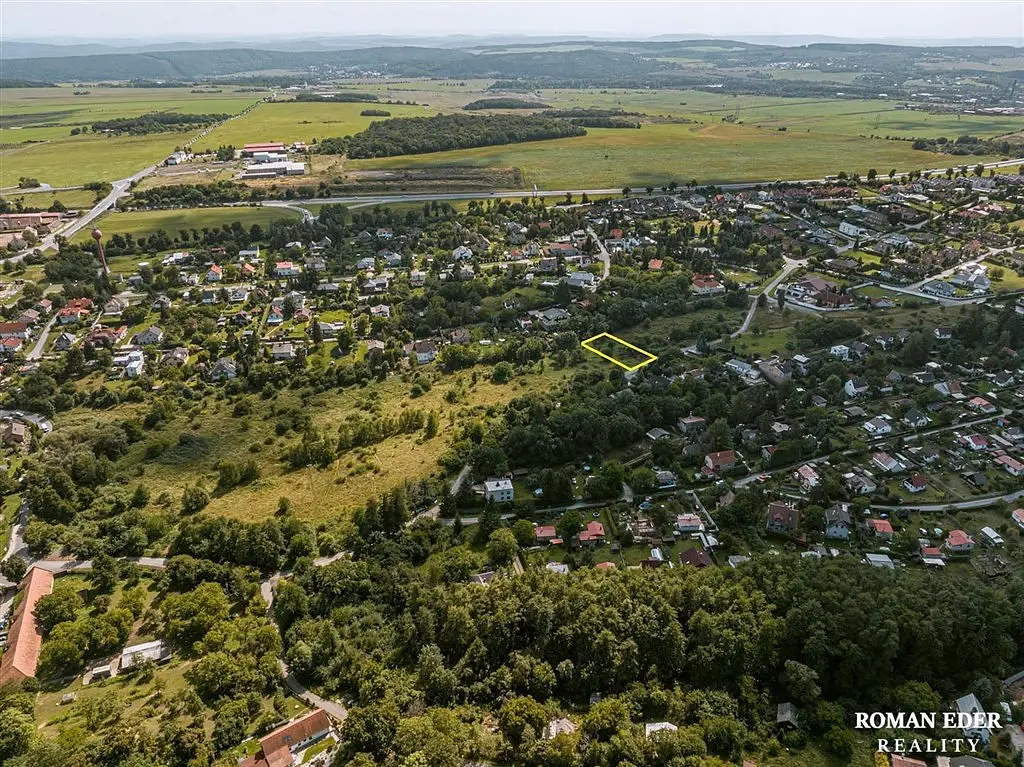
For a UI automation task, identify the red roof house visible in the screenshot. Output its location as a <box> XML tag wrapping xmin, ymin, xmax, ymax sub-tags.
<box><xmin>0</xmin><ymin>567</ymin><xmax>54</xmax><ymax>686</ymax></box>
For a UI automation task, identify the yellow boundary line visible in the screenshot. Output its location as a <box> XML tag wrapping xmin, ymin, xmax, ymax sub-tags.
<box><xmin>580</xmin><ymin>332</ymin><xmax>658</xmax><ymax>371</ymax></box>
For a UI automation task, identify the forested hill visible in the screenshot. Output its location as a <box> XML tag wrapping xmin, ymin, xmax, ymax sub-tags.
<box><xmin>3</xmin><ymin>39</ymin><xmax>1020</xmax><ymax>84</ymax></box>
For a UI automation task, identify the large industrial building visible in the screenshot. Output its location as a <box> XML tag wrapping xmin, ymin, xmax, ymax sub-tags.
<box><xmin>240</xmin><ymin>161</ymin><xmax>307</xmax><ymax>179</ymax></box>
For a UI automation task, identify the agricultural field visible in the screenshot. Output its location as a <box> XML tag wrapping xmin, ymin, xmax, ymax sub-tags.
<box><xmin>1</xmin><ymin>187</ymin><xmax>102</xmax><ymax>210</ymax></box>
<box><xmin>0</xmin><ymin>86</ymin><xmax>260</xmax><ymax>187</ymax></box>
<box><xmin>70</xmin><ymin>206</ymin><xmax>302</xmax><ymax>243</ymax></box>
<box><xmin>346</xmin><ymin>120</ymin><xmax>995</xmax><ymax>189</ymax></box>
<box><xmin>198</xmin><ymin>99</ymin><xmax>440</xmax><ymax>147</ymax></box>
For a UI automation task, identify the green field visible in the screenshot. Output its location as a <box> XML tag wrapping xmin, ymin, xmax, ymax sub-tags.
<box><xmin>71</xmin><ymin>206</ymin><xmax>302</xmax><ymax>243</ymax></box>
<box><xmin>350</xmin><ymin>121</ymin><xmax>962</xmax><ymax>188</ymax></box>
<box><xmin>199</xmin><ymin>99</ymin><xmax>439</xmax><ymax>146</ymax></box>
<box><xmin>0</xmin><ymin>87</ymin><xmax>260</xmax><ymax>187</ymax></box>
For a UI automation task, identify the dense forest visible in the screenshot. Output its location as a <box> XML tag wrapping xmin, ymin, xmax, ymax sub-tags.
<box><xmin>462</xmin><ymin>98</ymin><xmax>551</xmax><ymax>110</ymax></box>
<box><xmin>91</xmin><ymin>111</ymin><xmax>230</xmax><ymax>136</ymax></box>
<box><xmin>293</xmin><ymin>92</ymin><xmax>380</xmax><ymax>103</ymax></box>
<box><xmin>319</xmin><ymin>113</ymin><xmax>587</xmax><ymax>158</ymax></box>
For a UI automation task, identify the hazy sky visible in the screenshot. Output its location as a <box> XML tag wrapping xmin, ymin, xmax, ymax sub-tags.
<box><xmin>2</xmin><ymin>0</ymin><xmax>1022</xmax><ymax>42</ymax></box>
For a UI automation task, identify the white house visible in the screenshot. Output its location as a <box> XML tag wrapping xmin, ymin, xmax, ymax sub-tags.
<box><xmin>484</xmin><ymin>478</ymin><xmax>514</xmax><ymax>504</ymax></box>
<box><xmin>953</xmin><ymin>693</ymin><xmax>991</xmax><ymax>746</ymax></box>
<box><xmin>830</xmin><ymin>344</ymin><xmax>850</xmax><ymax>360</ymax></box>
<box><xmin>863</xmin><ymin>416</ymin><xmax>892</xmax><ymax>435</ymax></box>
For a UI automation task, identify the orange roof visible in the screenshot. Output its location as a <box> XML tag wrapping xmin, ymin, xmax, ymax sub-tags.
<box><xmin>0</xmin><ymin>567</ymin><xmax>54</xmax><ymax>685</ymax></box>
<box><xmin>259</xmin><ymin>708</ymin><xmax>331</xmax><ymax>759</ymax></box>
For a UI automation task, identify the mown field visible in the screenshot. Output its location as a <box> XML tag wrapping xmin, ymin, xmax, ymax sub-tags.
<box><xmin>0</xmin><ymin>86</ymin><xmax>260</xmax><ymax>187</ymax></box>
<box><xmin>2</xmin><ymin>82</ymin><xmax>1016</xmax><ymax>191</ymax></box>
<box><xmin>69</xmin><ymin>206</ymin><xmax>301</xmax><ymax>243</ymax></box>
<box><xmin>348</xmin><ymin>121</ymin><xmax>954</xmax><ymax>188</ymax></box>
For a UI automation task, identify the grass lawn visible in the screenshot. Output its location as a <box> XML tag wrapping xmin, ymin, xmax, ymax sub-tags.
<box><xmin>733</xmin><ymin>327</ymin><xmax>796</xmax><ymax>358</ymax></box>
<box><xmin>3</xmin><ymin>188</ymin><xmax>101</xmax><ymax>210</ymax></box>
<box><xmin>71</xmin><ymin>206</ymin><xmax>302</xmax><ymax>243</ymax></box>
<box><xmin>853</xmin><ymin>285</ymin><xmax>903</xmax><ymax>300</ymax></box>
<box><xmin>982</xmin><ymin>260</ymin><xmax>1024</xmax><ymax>291</ymax></box>
<box><xmin>0</xmin><ymin>492</ymin><xmax>20</xmax><ymax>555</ymax></box>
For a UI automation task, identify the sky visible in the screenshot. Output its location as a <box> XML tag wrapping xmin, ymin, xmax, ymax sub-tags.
<box><xmin>1</xmin><ymin>0</ymin><xmax>1022</xmax><ymax>43</ymax></box>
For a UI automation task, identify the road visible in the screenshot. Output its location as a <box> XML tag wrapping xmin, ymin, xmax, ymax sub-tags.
<box><xmin>32</xmin><ymin>166</ymin><xmax>157</xmax><ymax>256</ymax></box>
<box><xmin>26</xmin><ymin>315</ymin><xmax>57</xmax><ymax>360</ymax></box>
<box><xmin>872</xmin><ymin>488</ymin><xmax>1024</xmax><ymax>513</ymax></box>
<box><xmin>587</xmin><ymin>227</ymin><xmax>611</xmax><ymax>279</ymax></box>
<box><xmin>730</xmin><ymin>257</ymin><xmax>805</xmax><ymax>338</ymax></box>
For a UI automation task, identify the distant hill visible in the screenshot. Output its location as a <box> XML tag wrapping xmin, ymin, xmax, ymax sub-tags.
<box><xmin>1</xmin><ymin>39</ymin><xmax>1019</xmax><ymax>86</ymax></box>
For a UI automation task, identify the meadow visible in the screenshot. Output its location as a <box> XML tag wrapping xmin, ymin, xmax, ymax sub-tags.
<box><xmin>58</xmin><ymin>364</ymin><xmax>569</xmax><ymax>522</ymax></box>
<box><xmin>2</xmin><ymin>81</ymin><xmax>1016</xmax><ymax>192</ymax></box>
<box><xmin>70</xmin><ymin>206</ymin><xmax>301</xmax><ymax>243</ymax></box>
<box><xmin>0</xmin><ymin>86</ymin><xmax>260</xmax><ymax>187</ymax></box>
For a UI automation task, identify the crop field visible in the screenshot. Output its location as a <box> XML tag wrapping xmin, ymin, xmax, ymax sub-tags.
<box><xmin>198</xmin><ymin>99</ymin><xmax>440</xmax><ymax>146</ymax></box>
<box><xmin>70</xmin><ymin>206</ymin><xmax>301</xmax><ymax>243</ymax></box>
<box><xmin>348</xmin><ymin>121</ymin><xmax>959</xmax><ymax>188</ymax></box>
<box><xmin>0</xmin><ymin>86</ymin><xmax>260</xmax><ymax>186</ymax></box>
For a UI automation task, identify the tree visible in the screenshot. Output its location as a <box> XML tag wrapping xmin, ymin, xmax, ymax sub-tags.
<box><xmin>782</xmin><ymin>660</ymin><xmax>821</xmax><ymax>704</ymax></box>
<box><xmin>486</xmin><ymin>528</ymin><xmax>518</xmax><ymax>566</ymax></box>
<box><xmin>424</xmin><ymin>411</ymin><xmax>439</xmax><ymax>439</ymax></box>
<box><xmin>212</xmin><ymin>699</ymin><xmax>250</xmax><ymax>752</ymax></box>
<box><xmin>0</xmin><ymin>556</ymin><xmax>27</xmax><ymax>582</ymax></box>
<box><xmin>622</xmin><ymin>187</ymin><xmax>631</xmax><ymax>197</ymax></box>
<box><xmin>557</xmin><ymin>509</ymin><xmax>584</xmax><ymax>542</ymax></box>
<box><xmin>491</xmin><ymin>361</ymin><xmax>514</xmax><ymax>384</ymax></box>
<box><xmin>91</xmin><ymin>551</ymin><xmax>120</xmax><ymax>593</ymax></box>
<box><xmin>511</xmin><ymin>519</ymin><xmax>536</xmax><ymax>548</ymax></box>
<box><xmin>866</xmin><ymin>168</ymin><xmax>877</xmax><ymax>182</ymax></box>
<box><xmin>311</xmin><ymin>319</ymin><xmax>323</xmax><ymax>345</ymax></box>
<box><xmin>498</xmin><ymin>696</ymin><xmax>547</xmax><ymax>746</ymax></box>
<box><xmin>162</xmin><ymin>581</ymin><xmax>230</xmax><ymax>647</ymax></box>
<box><xmin>34</xmin><ymin>583</ymin><xmax>84</xmax><ymax>632</ymax></box>
<box><xmin>181</xmin><ymin>485</ymin><xmax>210</xmax><ymax>514</ymax></box>
<box><xmin>0</xmin><ymin>706</ymin><xmax>34</xmax><ymax>762</ymax></box>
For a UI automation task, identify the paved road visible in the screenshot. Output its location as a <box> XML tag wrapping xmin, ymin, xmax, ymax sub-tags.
<box><xmin>587</xmin><ymin>227</ymin><xmax>611</xmax><ymax>280</ymax></box>
<box><xmin>33</xmin><ymin>166</ymin><xmax>157</xmax><ymax>256</ymax></box>
<box><xmin>872</xmin><ymin>488</ymin><xmax>1024</xmax><ymax>513</ymax></box>
<box><xmin>26</xmin><ymin>315</ymin><xmax>57</xmax><ymax>360</ymax></box>
<box><xmin>730</xmin><ymin>257</ymin><xmax>805</xmax><ymax>338</ymax></box>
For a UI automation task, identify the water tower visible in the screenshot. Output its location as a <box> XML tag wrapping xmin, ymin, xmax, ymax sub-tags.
<box><xmin>91</xmin><ymin>228</ymin><xmax>109</xmax><ymax>277</ymax></box>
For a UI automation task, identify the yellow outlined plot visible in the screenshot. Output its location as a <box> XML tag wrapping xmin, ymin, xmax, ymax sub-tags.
<box><xmin>581</xmin><ymin>332</ymin><xmax>658</xmax><ymax>371</ymax></box>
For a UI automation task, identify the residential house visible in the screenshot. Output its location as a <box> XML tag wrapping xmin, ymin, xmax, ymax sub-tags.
<box><xmin>952</xmin><ymin>694</ymin><xmax>990</xmax><ymax>746</ymax></box>
<box><xmin>934</xmin><ymin>327</ymin><xmax>953</xmax><ymax>340</ymax></box>
<box><xmin>904</xmin><ymin>409</ymin><xmax>930</xmax><ymax>428</ymax></box>
<box><xmin>577</xmin><ymin>520</ymin><xmax>605</xmax><ymax>547</ymax></box>
<box><xmin>17</xmin><ymin>308</ymin><xmax>40</xmax><ymax>325</ymax></box>
<box><xmin>239</xmin><ymin>709</ymin><xmax>335</xmax><ymax>767</ymax></box>
<box><xmin>934</xmin><ymin>380</ymin><xmax>965</xmax><ymax>399</ymax></box>
<box><xmin>484</xmin><ymin>478</ymin><xmax>514</xmax><ymax>504</ymax></box>
<box><xmin>678</xmin><ymin>415</ymin><xmax>706</xmax><ymax>434</ymax></box>
<box><xmin>944</xmin><ymin>530</ymin><xmax>975</xmax><ymax>555</ymax></box>
<box><xmin>407</xmin><ymin>340</ymin><xmax>438</xmax><ymax>365</ymax></box>
<box><xmin>980</xmin><ymin>526</ymin><xmax>1003</xmax><ymax>547</ymax></box>
<box><xmin>675</xmin><ymin>514</ymin><xmax>704</xmax><ymax>534</ymax></box>
<box><xmin>995</xmin><ymin>454</ymin><xmax>1024</xmax><ymax>477</ymax></box>
<box><xmin>830</xmin><ymin>344</ymin><xmax>850</xmax><ymax>360</ymax></box>
<box><xmin>863</xmin><ymin>416</ymin><xmax>892</xmax><ymax>435</ymax></box>
<box><xmin>53</xmin><ymin>332</ymin><xmax>76</xmax><ymax>351</ymax></box>
<box><xmin>1011</xmin><ymin>508</ymin><xmax>1024</xmax><ymax>531</ymax></box>
<box><xmin>409</xmin><ymin>270</ymin><xmax>426</xmax><ymax>287</ymax></box>
<box><xmin>161</xmin><ymin>347</ymin><xmax>189</xmax><ymax>367</ymax></box>
<box><xmin>209</xmin><ymin>357</ymin><xmax>237</xmax><ymax>381</ymax></box>
<box><xmin>959</xmin><ymin>433</ymin><xmax>988</xmax><ymax>452</ymax></box>
<box><xmin>0</xmin><ymin>322</ymin><xmax>29</xmax><ymax>340</ymax></box>
<box><xmin>864</xmin><ymin>518</ymin><xmax>894</xmax><ymax>540</ymax></box>
<box><xmin>567</xmin><ymin>271</ymin><xmax>597</xmax><ymax>289</ymax></box>
<box><xmin>679</xmin><ymin>548</ymin><xmax>712</xmax><ymax>568</ymax></box>
<box><xmin>871</xmin><ymin>452</ymin><xmax>903</xmax><ymax>473</ymax></box>
<box><xmin>766</xmin><ymin>501</ymin><xmax>800</xmax><ymax>535</ymax></box>
<box><xmin>370</xmin><ymin>304</ymin><xmax>391</xmax><ymax>319</ymax></box>
<box><xmin>845</xmin><ymin>472</ymin><xmax>877</xmax><ymax>495</ymax></box>
<box><xmin>270</xmin><ymin>342</ymin><xmax>296</xmax><ymax>360</ymax></box>
<box><xmin>967</xmin><ymin>396</ymin><xmax>997</xmax><ymax>414</ymax></box>
<box><xmin>844</xmin><ymin>377</ymin><xmax>868</xmax><ymax>397</ymax></box>
<box><xmin>132</xmin><ymin>326</ymin><xmax>164</xmax><ymax>346</ymax></box>
<box><xmin>206</xmin><ymin>264</ymin><xmax>223</xmax><ymax>282</ymax></box>
<box><xmin>793</xmin><ymin>464</ymin><xmax>820</xmax><ymax>489</ymax></box>
<box><xmin>103</xmin><ymin>297</ymin><xmax>128</xmax><ymax>316</ymax></box>
<box><xmin>903</xmin><ymin>473</ymin><xmax>928</xmax><ymax>493</ymax></box>
<box><xmin>534</xmin><ymin>525</ymin><xmax>559</xmax><ymax>546</ymax></box>
<box><xmin>2</xmin><ymin>421</ymin><xmax>27</xmax><ymax>445</ymax></box>
<box><xmin>824</xmin><ymin>503</ymin><xmax>852</xmax><ymax>540</ymax></box>
<box><xmin>645</xmin><ymin>722</ymin><xmax>678</xmax><ymax>739</ymax></box>
<box><xmin>703</xmin><ymin>450</ymin><xmax>737</xmax><ymax>477</ymax></box>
